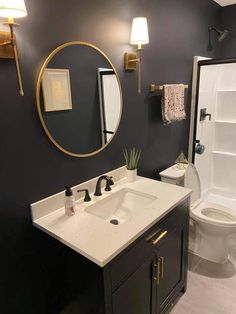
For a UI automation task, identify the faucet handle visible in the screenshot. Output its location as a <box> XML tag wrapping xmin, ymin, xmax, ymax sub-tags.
<box><xmin>77</xmin><ymin>189</ymin><xmax>91</xmax><ymax>202</ymax></box>
<box><xmin>108</xmin><ymin>176</ymin><xmax>114</xmax><ymax>186</ymax></box>
<box><xmin>105</xmin><ymin>182</ymin><xmax>111</xmax><ymax>191</ymax></box>
<box><xmin>105</xmin><ymin>176</ymin><xmax>114</xmax><ymax>192</ymax></box>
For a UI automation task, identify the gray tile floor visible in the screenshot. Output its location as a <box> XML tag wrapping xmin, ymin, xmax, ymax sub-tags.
<box><xmin>171</xmin><ymin>253</ymin><xmax>236</xmax><ymax>314</ymax></box>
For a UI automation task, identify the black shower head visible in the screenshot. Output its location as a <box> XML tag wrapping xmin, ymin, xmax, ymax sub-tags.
<box><xmin>209</xmin><ymin>26</ymin><xmax>230</xmax><ymax>42</ymax></box>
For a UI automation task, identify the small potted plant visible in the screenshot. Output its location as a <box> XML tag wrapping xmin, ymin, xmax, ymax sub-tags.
<box><xmin>123</xmin><ymin>147</ymin><xmax>141</xmax><ymax>182</ymax></box>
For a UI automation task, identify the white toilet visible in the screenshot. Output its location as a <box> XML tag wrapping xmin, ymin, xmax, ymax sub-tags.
<box><xmin>160</xmin><ymin>163</ymin><xmax>236</xmax><ymax>264</ymax></box>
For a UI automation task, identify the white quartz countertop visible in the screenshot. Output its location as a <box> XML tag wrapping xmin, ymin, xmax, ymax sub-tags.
<box><xmin>32</xmin><ymin>175</ymin><xmax>191</xmax><ymax>267</ymax></box>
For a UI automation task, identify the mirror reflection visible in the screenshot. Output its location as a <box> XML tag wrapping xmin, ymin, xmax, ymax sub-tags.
<box><xmin>37</xmin><ymin>42</ymin><xmax>122</xmax><ymax>157</ymax></box>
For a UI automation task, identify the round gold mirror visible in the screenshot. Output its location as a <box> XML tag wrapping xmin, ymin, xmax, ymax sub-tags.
<box><xmin>36</xmin><ymin>41</ymin><xmax>122</xmax><ymax>157</ymax></box>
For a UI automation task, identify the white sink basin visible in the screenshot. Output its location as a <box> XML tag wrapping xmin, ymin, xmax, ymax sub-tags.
<box><xmin>85</xmin><ymin>188</ymin><xmax>157</xmax><ymax>225</ymax></box>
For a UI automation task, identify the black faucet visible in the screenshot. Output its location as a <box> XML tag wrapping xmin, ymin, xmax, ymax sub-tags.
<box><xmin>77</xmin><ymin>189</ymin><xmax>91</xmax><ymax>202</ymax></box>
<box><xmin>94</xmin><ymin>176</ymin><xmax>114</xmax><ymax>196</ymax></box>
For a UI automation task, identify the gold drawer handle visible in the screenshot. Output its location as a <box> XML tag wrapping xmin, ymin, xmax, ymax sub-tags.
<box><xmin>153</xmin><ymin>260</ymin><xmax>161</xmax><ymax>284</ymax></box>
<box><xmin>160</xmin><ymin>256</ymin><xmax>164</xmax><ymax>279</ymax></box>
<box><xmin>153</xmin><ymin>257</ymin><xmax>164</xmax><ymax>284</ymax></box>
<box><xmin>151</xmin><ymin>230</ymin><xmax>168</xmax><ymax>245</ymax></box>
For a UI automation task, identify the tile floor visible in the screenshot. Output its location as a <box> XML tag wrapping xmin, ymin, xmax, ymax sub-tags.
<box><xmin>171</xmin><ymin>253</ymin><xmax>236</xmax><ymax>314</ymax></box>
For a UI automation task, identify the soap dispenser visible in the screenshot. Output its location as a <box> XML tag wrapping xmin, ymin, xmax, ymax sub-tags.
<box><xmin>64</xmin><ymin>186</ymin><xmax>75</xmax><ymax>216</ymax></box>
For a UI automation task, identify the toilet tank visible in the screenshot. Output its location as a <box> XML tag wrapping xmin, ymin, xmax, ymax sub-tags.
<box><xmin>159</xmin><ymin>165</ymin><xmax>186</xmax><ymax>186</ymax></box>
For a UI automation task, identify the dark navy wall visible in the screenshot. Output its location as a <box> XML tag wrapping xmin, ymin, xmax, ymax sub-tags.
<box><xmin>0</xmin><ymin>0</ymin><xmax>221</xmax><ymax>313</ymax></box>
<box><xmin>220</xmin><ymin>4</ymin><xmax>236</xmax><ymax>58</ymax></box>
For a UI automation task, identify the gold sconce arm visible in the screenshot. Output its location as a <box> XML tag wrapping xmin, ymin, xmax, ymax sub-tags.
<box><xmin>127</xmin><ymin>57</ymin><xmax>141</xmax><ymax>63</ymax></box>
<box><xmin>0</xmin><ymin>40</ymin><xmax>11</xmax><ymax>46</ymax></box>
<box><xmin>137</xmin><ymin>49</ymin><xmax>141</xmax><ymax>95</ymax></box>
<box><xmin>0</xmin><ymin>20</ymin><xmax>24</xmax><ymax>96</ymax></box>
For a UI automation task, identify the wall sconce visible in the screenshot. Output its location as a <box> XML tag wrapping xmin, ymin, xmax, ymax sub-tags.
<box><xmin>124</xmin><ymin>17</ymin><xmax>149</xmax><ymax>95</ymax></box>
<box><xmin>0</xmin><ymin>0</ymin><xmax>27</xmax><ymax>96</ymax></box>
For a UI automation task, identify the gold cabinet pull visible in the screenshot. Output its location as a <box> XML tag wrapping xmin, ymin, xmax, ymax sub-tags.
<box><xmin>151</xmin><ymin>230</ymin><xmax>168</xmax><ymax>246</ymax></box>
<box><xmin>160</xmin><ymin>256</ymin><xmax>164</xmax><ymax>279</ymax></box>
<box><xmin>153</xmin><ymin>260</ymin><xmax>161</xmax><ymax>284</ymax></box>
<box><xmin>156</xmin><ymin>261</ymin><xmax>160</xmax><ymax>284</ymax></box>
<box><xmin>152</xmin><ymin>262</ymin><xmax>157</xmax><ymax>281</ymax></box>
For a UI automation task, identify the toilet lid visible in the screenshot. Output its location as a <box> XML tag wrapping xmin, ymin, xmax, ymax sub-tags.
<box><xmin>184</xmin><ymin>164</ymin><xmax>201</xmax><ymax>206</ymax></box>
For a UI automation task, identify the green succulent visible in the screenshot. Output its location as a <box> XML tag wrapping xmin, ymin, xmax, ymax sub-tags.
<box><xmin>123</xmin><ymin>147</ymin><xmax>141</xmax><ymax>170</ymax></box>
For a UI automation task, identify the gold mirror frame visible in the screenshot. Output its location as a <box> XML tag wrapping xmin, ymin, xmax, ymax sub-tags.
<box><xmin>36</xmin><ymin>41</ymin><xmax>123</xmax><ymax>157</ymax></box>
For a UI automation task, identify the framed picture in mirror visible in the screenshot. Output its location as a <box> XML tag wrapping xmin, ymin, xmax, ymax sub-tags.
<box><xmin>42</xmin><ymin>68</ymin><xmax>72</xmax><ymax>112</ymax></box>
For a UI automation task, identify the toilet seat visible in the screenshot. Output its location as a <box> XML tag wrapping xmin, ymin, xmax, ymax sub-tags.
<box><xmin>184</xmin><ymin>164</ymin><xmax>201</xmax><ymax>207</ymax></box>
<box><xmin>185</xmin><ymin>164</ymin><xmax>236</xmax><ymax>227</ymax></box>
<box><xmin>191</xmin><ymin>201</ymin><xmax>236</xmax><ymax>227</ymax></box>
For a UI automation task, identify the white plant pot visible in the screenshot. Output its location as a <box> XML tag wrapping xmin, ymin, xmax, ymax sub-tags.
<box><xmin>126</xmin><ymin>169</ymin><xmax>137</xmax><ymax>182</ymax></box>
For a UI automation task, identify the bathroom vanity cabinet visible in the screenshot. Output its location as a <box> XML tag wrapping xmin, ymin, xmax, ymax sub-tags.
<box><xmin>103</xmin><ymin>199</ymin><xmax>189</xmax><ymax>314</ymax></box>
<box><xmin>31</xmin><ymin>171</ymin><xmax>191</xmax><ymax>314</ymax></box>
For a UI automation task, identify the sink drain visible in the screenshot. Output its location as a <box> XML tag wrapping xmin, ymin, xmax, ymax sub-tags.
<box><xmin>110</xmin><ymin>219</ymin><xmax>119</xmax><ymax>225</ymax></box>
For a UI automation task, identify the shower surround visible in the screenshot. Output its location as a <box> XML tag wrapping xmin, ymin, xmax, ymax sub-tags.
<box><xmin>194</xmin><ymin>60</ymin><xmax>236</xmax><ymax>210</ymax></box>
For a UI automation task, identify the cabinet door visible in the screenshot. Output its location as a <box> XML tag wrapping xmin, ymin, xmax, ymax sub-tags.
<box><xmin>155</xmin><ymin>225</ymin><xmax>187</xmax><ymax>313</ymax></box>
<box><xmin>112</xmin><ymin>257</ymin><xmax>156</xmax><ymax>314</ymax></box>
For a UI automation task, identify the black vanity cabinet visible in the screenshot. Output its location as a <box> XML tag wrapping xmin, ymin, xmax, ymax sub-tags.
<box><xmin>103</xmin><ymin>199</ymin><xmax>189</xmax><ymax>314</ymax></box>
<box><xmin>112</xmin><ymin>257</ymin><xmax>154</xmax><ymax>314</ymax></box>
<box><xmin>154</xmin><ymin>216</ymin><xmax>189</xmax><ymax>313</ymax></box>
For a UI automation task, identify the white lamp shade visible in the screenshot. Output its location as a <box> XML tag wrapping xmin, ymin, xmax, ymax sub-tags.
<box><xmin>130</xmin><ymin>17</ymin><xmax>149</xmax><ymax>45</ymax></box>
<box><xmin>0</xmin><ymin>0</ymin><xmax>27</xmax><ymax>18</ymax></box>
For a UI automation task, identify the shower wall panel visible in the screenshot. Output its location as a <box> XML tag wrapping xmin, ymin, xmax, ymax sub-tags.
<box><xmin>213</xmin><ymin>153</ymin><xmax>236</xmax><ymax>194</ymax></box>
<box><xmin>212</xmin><ymin>63</ymin><xmax>236</xmax><ymax>194</ymax></box>
<box><xmin>195</xmin><ymin>62</ymin><xmax>236</xmax><ymax>197</ymax></box>
<box><xmin>195</xmin><ymin>65</ymin><xmax>218</xmax><ymax>196</ymax></box>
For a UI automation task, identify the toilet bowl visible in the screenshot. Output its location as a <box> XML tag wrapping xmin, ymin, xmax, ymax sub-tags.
<box><xmin>160</xmin><ymin>163</ymin><xmax>236</xmax><ymax>264</ymax></box>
